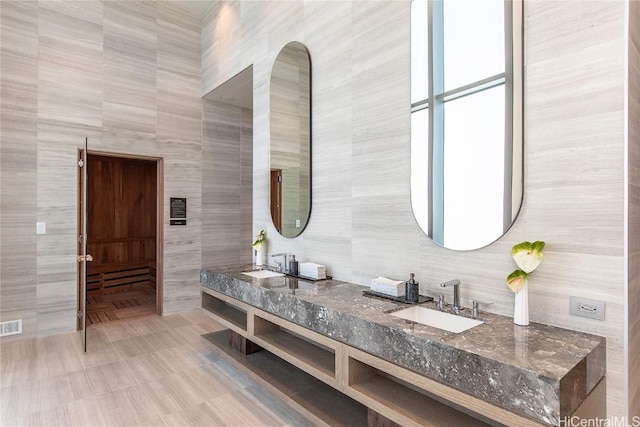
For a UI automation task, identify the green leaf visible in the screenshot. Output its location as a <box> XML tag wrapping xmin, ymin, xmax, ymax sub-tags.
<box><xmin>511</xmin><ymin>241</ymin><xmax>545</xmax><ymax>273</ymax></box>
<box><xmin>252</xmin><ymin>229</ymin><xmax>266</xmax><ymax>249</ymax></box>
<box><xmin>506</xmin><ymin>270</ymin><xmax>528</xmax><ymax>293</ymax></box>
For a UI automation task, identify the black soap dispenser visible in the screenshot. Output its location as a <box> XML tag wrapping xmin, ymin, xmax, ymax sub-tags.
<box><xmin>289</xmin><ymin>255</ymin><xmax>299</xmax><ymax>276</ymax></box>
<box><xmin>405</xmin><ymin>273</ymin><xmax>420</xmax><ymax>303</ymax></box>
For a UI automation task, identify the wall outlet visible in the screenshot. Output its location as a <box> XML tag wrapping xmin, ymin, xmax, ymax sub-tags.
<box><xmin>570</xmin><ymin>297</ymin><xmax>605</xmax><ymax>321</ymax></box>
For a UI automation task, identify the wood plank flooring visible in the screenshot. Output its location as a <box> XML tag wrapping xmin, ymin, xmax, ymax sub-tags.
<box><xmin>0</xmin><ymin>310</ymin><xmax>314</xmax><ymax>426</ymax></box>
<box><xmin>86</xmin><ymin>282</ymin><xmax>156</xmax><ymax>326</ymax></box>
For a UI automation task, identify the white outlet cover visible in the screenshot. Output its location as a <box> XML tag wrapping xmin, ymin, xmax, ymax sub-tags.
<box><xmin>295</xmin><ymin>219</ymin><xmax>301</xmax><ymax>228</ymax></box>
<box><xmin>36</xmin><ymin>222</ymin><xmax>47</xmax><ymax>235</ymax></box>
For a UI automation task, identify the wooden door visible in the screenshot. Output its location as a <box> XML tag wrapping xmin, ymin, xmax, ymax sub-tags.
<box><xmin>270</xmin><ymin>169</ymin><xmax>282</xmax><ymax>233</ymax></box>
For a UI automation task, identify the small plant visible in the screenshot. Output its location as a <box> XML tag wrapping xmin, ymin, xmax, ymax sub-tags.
<box><xmin>506</xmin><ymin>241</ymin><xmax>545</xmax><ymax>293</ymax></box>
<box><xmin>252</xmin><ymin>229</ymin><xmax>266</xmax><ymax>250</ymax></box>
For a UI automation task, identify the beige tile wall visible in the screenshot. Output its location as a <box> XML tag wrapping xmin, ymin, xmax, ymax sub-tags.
<box><xmin>0</xmin><ymin>1</ymin><xmax>39</xmax><ymax>337</ymax></box>
<box><xmin>37</xmin><ymin>0</ymin><xmax>104</xmax><ymax>337</ymax></box>
<box><xmin>156</xmin><ymin>3</ymin><xmax>203</xmax><ymax>315</ymax></box>
<box><xmin>201</xmin><ymin>0</ymin><xmax>632</xmax><ymax>417</ymax></box>
<box><xmin>0</xmin><ymin>0</ymin><xmax>202</xmax><ymax>337</ymax></box>
<box><xmin>202</xmin><ymin>100</ymin><xmax>253</xmax><ymax>266</ymax></box>
<box><xmin>628</xmin><ymin>0</ymin><xmax>640</xmax><ymax>418</ymax></box>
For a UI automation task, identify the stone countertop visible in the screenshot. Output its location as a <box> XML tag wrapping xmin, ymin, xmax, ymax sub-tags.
<box><xmin>200</xmin><ymin>264</ymin><xmax>606</xmax><ymax>426</ymax></box>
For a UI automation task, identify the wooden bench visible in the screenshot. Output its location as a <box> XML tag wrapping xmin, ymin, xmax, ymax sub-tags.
<box><xmin>87</xmin><ymin>261</ymin><xmax>156</xmax><ymax>296</ymax></box>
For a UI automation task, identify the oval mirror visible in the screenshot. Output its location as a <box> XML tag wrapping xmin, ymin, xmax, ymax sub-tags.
<box><xmin>410</xmin><ymin>0</ymin><xmax>523</xmax><ymax>250</ymax></box>
<box><xmin>269</xmin><ymin>42</ymin><xmax>311</xmax><ymax>238</ymax></box>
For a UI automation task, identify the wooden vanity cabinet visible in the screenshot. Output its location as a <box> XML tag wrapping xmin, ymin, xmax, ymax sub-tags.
<box><xmin>200</xmin><ymin>287</ymin><xmax>576</xmax><ymax>427</ymax></box>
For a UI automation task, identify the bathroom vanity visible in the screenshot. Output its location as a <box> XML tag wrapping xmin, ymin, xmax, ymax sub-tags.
<box><xmin>200</xmin><ymin>265</ymin><xmax>606</xmax><ymax>426</ymax></box>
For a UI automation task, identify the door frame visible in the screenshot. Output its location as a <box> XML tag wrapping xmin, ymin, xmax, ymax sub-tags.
<box><xmin>77</xmin><ymin>150</ymin><xmax>164</xmax><ymax>328</ymax></box>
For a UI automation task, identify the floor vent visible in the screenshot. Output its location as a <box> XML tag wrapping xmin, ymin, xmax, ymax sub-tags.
<box><xmin>0</xmin><ymin>319</ymin><xmax>22</xmax><ymax>337</ymax></box>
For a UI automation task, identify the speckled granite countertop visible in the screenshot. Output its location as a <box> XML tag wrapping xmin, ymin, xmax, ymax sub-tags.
<box><xmin>200</xmin><ymin>264</ymin><xmax>606</xmax><ymax>426</ymax></box>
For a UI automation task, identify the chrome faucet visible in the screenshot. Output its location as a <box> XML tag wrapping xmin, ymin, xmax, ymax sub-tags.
<box><xmin>440</xmin><ymin>279</ymin><xmax>462</xmax><ymax>313</ymax></box>
<box><xmin>270</xmin><ymin>253</ymin><xmax>288</xmax><ymax>273</ymax></box>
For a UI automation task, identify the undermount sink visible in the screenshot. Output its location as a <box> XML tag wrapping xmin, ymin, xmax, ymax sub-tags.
<box><xmin>241</xmin><ymin>270</ymin><xmax>285</xmax><ymax>279</ymax></box>
<box><xmin>390</xmin><ymin>306</ymin><xmax>483</xmax><ymax>333</ymax></box>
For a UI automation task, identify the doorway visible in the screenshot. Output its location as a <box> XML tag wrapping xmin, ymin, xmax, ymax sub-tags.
<box><xmin>77</xmin><ymin>152</ymin><xmax>163</xmax><ymax>328</ymax></box>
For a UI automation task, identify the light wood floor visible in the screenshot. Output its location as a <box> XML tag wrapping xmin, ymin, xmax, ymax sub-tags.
<box><xmin>0</xmin><ymin>310</ymin><xmax>313</xmax><ymax>426</ymax></box>
<box><xmin>86</xmin><ymin>282</ymin><xmax>156</xmax><ymax>326</ymax></box>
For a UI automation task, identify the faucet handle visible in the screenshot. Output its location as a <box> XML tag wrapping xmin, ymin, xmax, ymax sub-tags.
<box><xmin>471</xmin><ymin>300</ymin><xmax>479</xmax><ymax>319</ymax></box>
<box><xmin>437</xmin><ymin>294</ymin><xmax>445</xmax><ymax>310</ymax></box>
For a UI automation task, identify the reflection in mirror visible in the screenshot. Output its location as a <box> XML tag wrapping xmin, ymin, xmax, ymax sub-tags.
<box><xmin>410</xmin><ymin>0</ymin><xmax>523</xmax><ymax>250</ymax></box>
<box><xmin>269</xmin><ymin>42</ymin><xmax>311</xmax><ymax>238</ymax></box>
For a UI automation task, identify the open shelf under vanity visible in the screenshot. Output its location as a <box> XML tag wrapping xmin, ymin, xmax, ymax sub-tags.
<box><xmin>202</xmin><ymin>329</ymin><xmax>366</xmax><ymax>426</ymax></box>
<box><xmin>253</xmin><ymin>314</ymin><xmax>336</xmax><ymax>380</ymax></box>
<box><xmin>201</xmin><ymin>291</ymin><xmax>247</xmax><ymax>331</ymax></box>
<box><xmin>200</xmin><ymin>287</ymin><xmax>544</xmax><ymax>427</ymax></box>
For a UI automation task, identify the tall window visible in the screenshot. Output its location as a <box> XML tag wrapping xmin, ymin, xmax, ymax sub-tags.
<box><xmin>411</xmin><ymin>0</ymin><xmax>522</xmax><ymax>250</ymax></box>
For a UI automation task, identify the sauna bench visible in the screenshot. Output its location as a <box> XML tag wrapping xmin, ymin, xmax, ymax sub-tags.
<box><xmin>200</xmin><ymin>264</ymin><xmax>606</xmax><ymax>426</ymax></box>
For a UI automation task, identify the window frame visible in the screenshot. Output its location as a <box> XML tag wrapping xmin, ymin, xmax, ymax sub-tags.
<box><xmin>410</xmin><ymin>0</ymin><xmax>524</xmax><ymax>248</ymax></box>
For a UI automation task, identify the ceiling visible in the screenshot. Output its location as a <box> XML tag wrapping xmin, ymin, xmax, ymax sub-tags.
<box><xmin>203</xmin><ymin>65</ymin><xmax>254</xmax><ymax>110</ymax></box>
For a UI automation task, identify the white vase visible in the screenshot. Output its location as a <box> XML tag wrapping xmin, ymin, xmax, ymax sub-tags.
<box><xmin>513</xmin><ymin>280</ymin><xmax>529</xmax><ymax>326</ymax></box>
<box><xmin>255</xmin><ymin>247</ymin><xmax>264</xmax><ymax>266</ymax></box>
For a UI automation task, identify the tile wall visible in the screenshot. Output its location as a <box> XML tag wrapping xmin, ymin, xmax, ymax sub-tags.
<box><xmin>202</xmin><ymin>100</ymin><xmax>253</xmax><ymax>266</ymax></box>
<box><xmin>0</xmin><ymin>0</ymin><xmax>202</xmax><ymax>337</ymax></box>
